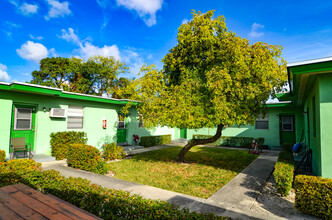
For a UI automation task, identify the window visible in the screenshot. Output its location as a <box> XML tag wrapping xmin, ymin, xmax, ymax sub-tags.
<box><xmin>255</xmin><ymin>113</ymin><xmax>269</xmax><ymax>129</ymax></box>
<box><xmin>14</xmin><ymin>108</ymin><xmax>32</xmax><ymax>130</ymax></box>
<box><xmin>118</xmin><ymin>115</ymin><xmax>125</xmax><ymax>129</ymax></box>
<box><xmin>281</xmin><ymin>116</ymin><xmax>294</xmax><ymax>131</ymax></box>
<box><xmin>67</xmin><ymin>105</ymin><xmax>84</xmax><ymax>129</ymax></box>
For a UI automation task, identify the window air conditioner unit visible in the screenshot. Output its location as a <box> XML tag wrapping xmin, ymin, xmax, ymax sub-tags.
<box><xmin>49</xmin><ymin>108</ymin><xmax>66</xmax><ymax>118</ymax></box>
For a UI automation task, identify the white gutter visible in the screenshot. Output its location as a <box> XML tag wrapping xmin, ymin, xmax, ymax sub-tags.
<box><xmin>287</xmin><ymin>56</ymin><xmax>332</xmax><ymax>67</ymax></box>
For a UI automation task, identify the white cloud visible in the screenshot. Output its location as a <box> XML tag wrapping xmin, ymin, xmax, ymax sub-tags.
<box><xmin>19</xmin><ymin>3</ymin><xmax>38</xmax><ymax>15</ymax></box>
<box><xmin>0</xmin><ymin>64</ymin><xmax>10</xmax><ymax>82</ymax></box>
<box><xmin>249</xmin><ymin>22</ymin><xmax>264</xmax><ymax>38</ymax></box>
<box><xmin>122</xmin><ymin>50</ymin><xmax>144</xmax><ymax>75</ymax></box>
<box><xmin>79</xmin><ymin>42</ymin><xmax>121</xmax><ymax>60</ymax></box>
<box><xmin>96</xmin><ymin>0</ymin><xmax>110</xmax><ymax>8</ymax></box>
<box><xmin>181</xmin><ymin>18</ymin><xmax>189</xmax><ymax>24</ymax></box>
<box><xmin>58</xmin><ymin>28</ymin><xmax>121</xmax><ymax>60</ymax></box>
<box><xmin>29</xmin><ymin>34</ymin><xmax>43</xmax><ymax>40</ymax></box>
<box><xmin>9</xmin><ymin>1</ymin><xmax>38</xmax><ymax>16</ymax></box>
<box><xmin>58</xmin><ymin>28</ymin><xmax>81</xmax><ymax>45</ymax></box>
<box><xmin>49</xmin><ymin>48</ymin><xmax>57</xmax><ymax>57</ymax></box>
<box><xmin>45</xmin><ymin>0</ymin><xmax>71</xmax><ymax>20</ymax></box>
<box><xmin>16</xmin><ymin>41</ymin><xmax>49</xmax><ymax>62</ymax></box>
<box><xmin>116</xmin><ymin>0</ymin><xmax>163</xmax><ymax>26</ymax></box>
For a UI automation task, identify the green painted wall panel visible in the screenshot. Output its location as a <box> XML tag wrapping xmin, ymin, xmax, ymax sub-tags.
<box><xmin>318</xmin><ymin>74</ymin><xmax>332</xmax><ymax>178</ymax></box>
<box><xmin>303</xmin><ymin>77</ymin><xmax>321</xmax><ymax>176</ymax></box>
<box><xmin>0</xmin><ymin>99</ymin><xmax>13</xmax><ymax>156</ymax></box>
<box><xmin>125</xmin><ymin>108</ymin><xmax>176</xmax><ymax>145</ymax></box>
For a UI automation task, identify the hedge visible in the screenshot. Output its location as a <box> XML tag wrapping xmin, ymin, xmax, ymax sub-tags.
<box><xmin>273</xmin><ymin>151</ymin><xmax>295</xmax><ymax>196</ymax></box>
<box><xmin>50</xmin><ymin>131</ymin><xmax>87</xmax><ymax>160</ymax></box>
<box><xmin>281</xmin><ymin>143</ymin><xmax>294</xmax><ymax>153</ymax></box>
<box><xmin>102</xmin><ymin>143</ymin><xmax>126</xmax><ymax>161</ymax></box>
<box><xmin>0</xmin><ymin>159</ymin><xmax>227</xmax><ymax>220</ymax></box>
<box><xmin>67</xmin><ymin>144</ymin><xmax>107</xmax><ymax>175</ymax></box>
<box><xmin>192</xmin><ymin>135</ymin><xmax>264</xmax><ymax>147</ymax></box>
<box><xmin>0</xmin><ymin>150</ymin><xmax>5</xmax><ymax>162</ymax></box>
<box><xmin>139</xmin><ymin>135</ymin><xmax>172</xmax><ymax>147</ymax></box>
<box><xmin>294</xmin><ymin>175</ymin><xmax>332</xmax><ymax>219</ymax></box>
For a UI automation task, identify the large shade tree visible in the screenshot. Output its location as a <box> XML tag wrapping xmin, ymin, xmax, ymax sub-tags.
<box><xmin>30</xmin><ymin>56</ymin><xmax>128</xmax><ymax>96</ymax></box>
<box><xmin>127</xmin><ymin>10</ymin><xmax>287</xmax><ymax>162</ymax></box>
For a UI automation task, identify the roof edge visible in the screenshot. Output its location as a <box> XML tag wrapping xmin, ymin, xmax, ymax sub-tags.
<box><xmin>0</xmin><ymin>81</ymin><xmax>139</xmax><ymax>104</ymax></box>
<box><xmin>287</xmin><ymin>56</ymin><xmax>332</xmax><ymax>67</ymax></box>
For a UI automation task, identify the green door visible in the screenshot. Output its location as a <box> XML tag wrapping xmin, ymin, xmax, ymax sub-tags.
<box><xmin>10</xmin><ymin>104</ymin><xmax>36</xmax><ymax>152</ymax></box>
<box><xmin>180</xmin><ymin>128</ymin><xmax>187</xmax><ymax>139</ymax></box>
<box><xmin>280</xmin><ymin>115</ymin><xmax>296</xmax><ymax>145</ymax></box>
<box><xmin>117</xmin><ymin>129</ymin><xmax>127</xmax><ymax>143</ymax></box>
<box><xmin>117</xmin><ymin>116</ymin><xmax>127</xmax><ymax>144</ymax></box>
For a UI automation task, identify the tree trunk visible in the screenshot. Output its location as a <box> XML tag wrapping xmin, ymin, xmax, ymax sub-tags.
<box><xmin>176</xmin><ymin>124</ymin><xmax>224</xmax><ymax>162</ymax></box>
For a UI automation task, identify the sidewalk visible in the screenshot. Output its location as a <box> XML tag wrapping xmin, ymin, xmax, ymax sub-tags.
<box><xmin>41</xmin><ymin>145</ymin><xmax>313</xmax><ymax>219</ymax></box>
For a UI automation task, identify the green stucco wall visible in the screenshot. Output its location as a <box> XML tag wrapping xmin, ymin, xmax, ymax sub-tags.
<box><xmin>318</xmin><ymin>74</ymin><xmax>332</xmax><ymax>178</ymax></box>
<box><xmin>126</xmin><ymin>108</ymin><xmax>178</xmax><ymax>145</ymax></box>
<box><xmin>186</xmin><ymin>106</ymin><xmax>303</xmax><ymax>149</ymax></box>
<box><xmin>303</xmin><ymin>77</ymin><xmax>321</xmax><ymax>176</ymax></box>
<box><xmin>0</xmin><ymin>99</ymin><xmax>13</xmax><ymax>156</ymax></box>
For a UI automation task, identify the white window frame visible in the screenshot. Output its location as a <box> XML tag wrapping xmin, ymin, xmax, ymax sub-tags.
<box><xmin>118</xmin><ymin>115</ymin><xmax>125</xmax><ymax>129</ymax></box>
<box><xmin>281</xmin><ymin>116</ymin><xmax>294</xmax><ymax>131</ymax></box>
<box><xmin>67</xmin><ymin>105</ymin><xmax>84</xmax><ymax>129</ymax></box>
<box><xmin>14</xmin><ymin>107</ymin><xmax>32</xmax><ymax>130</ymax></box>
<box><xmin>255</xmin><ymin>113</ymin><xmax>269</xmax><ymax>130</ymax></box>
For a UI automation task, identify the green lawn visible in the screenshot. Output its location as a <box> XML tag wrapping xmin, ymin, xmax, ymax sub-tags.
<box><xmin>107</xmin><ymin>146</ymin><xmax>258</xmax><ymax>198</ymax></box>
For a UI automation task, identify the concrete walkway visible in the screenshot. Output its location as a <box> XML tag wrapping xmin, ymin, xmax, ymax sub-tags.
<box><xmin>41</xmin><ymin>146</ymin><xmax>305</xmax><ymax>219</ymax></box>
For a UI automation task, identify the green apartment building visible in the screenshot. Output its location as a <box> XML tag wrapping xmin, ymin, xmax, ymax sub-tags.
<box><xmin>0</xmin><ymin>56</ymin><xmax>331</xmax><ymax>178</ymax></box>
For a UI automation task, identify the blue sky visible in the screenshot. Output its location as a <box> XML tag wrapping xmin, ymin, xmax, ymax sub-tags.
<box><xmin>1</xmin><ymin>0</ymin><xmax>332</xmax><ymax>83</ymax></box>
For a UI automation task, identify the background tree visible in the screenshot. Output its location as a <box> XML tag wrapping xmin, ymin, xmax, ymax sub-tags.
<box><xmin>111</xmin><ymin>77</ymin><xmax>136</xmax><ymax>99</ymax></box>
<box><xmin>30</xmin><ymin>56</ymin><xmax>128</xmax><ymax>96</ymax></box>
<box><xmin>128</xmin><ymin>10</ymin><xmax>287</xmax><ymax>162</ymax></box>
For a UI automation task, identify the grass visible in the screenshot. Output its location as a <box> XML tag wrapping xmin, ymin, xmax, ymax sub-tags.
<box><xmin>107</xmin><ymin>146</ymin><xmax>258</xmax><ymax>198</ymax></box>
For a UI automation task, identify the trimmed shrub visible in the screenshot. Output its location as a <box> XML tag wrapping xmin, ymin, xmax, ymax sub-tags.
<box><xmin>282</xmin><ymin>143</ymin><xmax>294</xmax><ymax>153</ymax></box>
<box><xmin>273</xmin><ymin>151</ymin><xmax>295</xmax><ymax>196</ymax></box>
<box><xmin>102</xmin><ymin>143</ymin><xmax>126</xmax><ymax>161</ymax></box>
<box><xmin>294</xmin><ymin>175</ymin><xmax>332</xmax><ymax>219</ymax></box>
<box><xmin>50</xmin><ymin>131</ymin><xmax>87</xmax><ymax>160</ymax></box>
<box><xmin>192</xmin><ymin>135</ymin><xmax>265</xmax><ymax>148</ymax></box>
<box><xmin>139</xmin><ymin>135</ymin><xmax>172</xmax><ymax>147</ymax></box>
<box><xmin>67</xmin><ymin>144</ymin><xmax>107</xmax><ymax>175</ymax></box>
<box><xmin>0</xmin><ymin>150</ymin><xmax>5</xmax><ymax>162</ymax></box>
<box><xmin>0</xmin><ymin>160</ymin><xmax>227</xmax><ymax>219</ymax></box>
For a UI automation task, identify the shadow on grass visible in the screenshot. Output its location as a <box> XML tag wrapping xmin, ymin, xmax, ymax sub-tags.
<box><xmin>130</xmin><ymin>146</ymin><xmax>258</xmax><ymax>173</ymax></box>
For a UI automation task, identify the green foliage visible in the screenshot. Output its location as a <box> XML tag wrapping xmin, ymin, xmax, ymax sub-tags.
<box><xmin>273</xmin><ymin>151</ymin><xmax>295</xmax><ymax>196</ymax></box>
<box><xmin>278</xmin><ymin>151</ymin><xmax>295</xmax><ymax>165</ymax></box>
<box><xmin>67</xmin><ymin>144</ymin><xmax>107</xmax><ymax>175</ymax></box>
<box><xmin>30</xmin><ymin>56</ymin><xmax>129</xmax><ymax>96</ymax></box>
<box><xmin>281</xmin><ymin>143</ymin><xmax>294</xmax><ymax>153</ymax></box>
<box><xmin>102</xmin><ymin>143</ymin><xmax>126</xmax><ymax>161</ymax></box>
<box><xmin>0</xmin><ymin>160</ymin><xmax>227</xmax><ymax>219</ymax></box>
<box><xmin>139</xmin><ymin>135</ymin><xmax>172</xmax><ymax>147</ymax></box>
<box><xmin>50</xmin><ymin>131</ymin><xmax>87</xmax><ymax>160</ymax></box>
<box><xmin>192</xmin><ymin>135</ymin><xmax>264</xmax><ymax>148</ymax></box>
<box><xmin>128</xmin><ymin>10</ymin><xmax>287</xmax><ymax>130</ymax></box>
<box><xmin>294</xmin><ymin>175</ymin><xmax>332</xmax><ymax>219</ymax></box>
<box><xmin>0</xmin><ymin>159</ymin><xmax>41</xmax><ymax>173</ymax></box>
<box><xmin>0</xmin><ymin>150</ymin><xmax>5</xmax><ymax>162</ymax></box>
